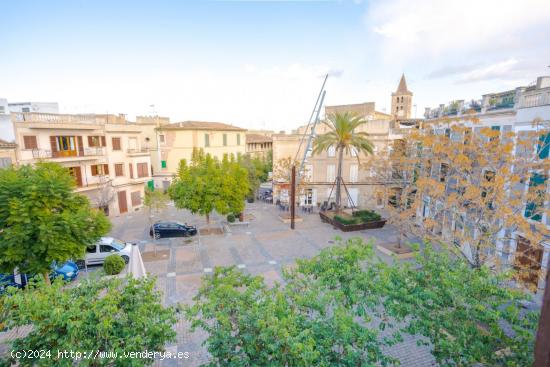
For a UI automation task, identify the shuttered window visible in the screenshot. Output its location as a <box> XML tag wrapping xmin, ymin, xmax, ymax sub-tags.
<box><xmin>137</xmin><ymin>162</ymin><xmax>149</xmax><ymax>178</ymax></box>
<box><xmin>114</xmin><ymin>163</ymin><xmax>124</xmax><ymax>177</ymax></box>
<box><xmin>88</xmin><ymin>136</ymin><xmax>106</xmax><ymax>147</ymax></box>
<box><xmin>129</xmin><ymin>163</ymin><xmax>134</xmax><ymax>178</ymax></box>
<box><xmin>23</xmin><ymin>136</ymin><xmax>38</xmax><ymax>149</ymax></box>
<box><xmin>91</xmin><ymin>164</ymin><xmax>109</xmax><ymax>176</ymax></box>
<box><xmin>112</xmin><ymin>137</ymin><xmax>121</xmax><ymax>151</ymax></box>
<box><xmin>131</xmin><ymin>191</ymin><xmax>142</xmax><ymax>207</ymax></box>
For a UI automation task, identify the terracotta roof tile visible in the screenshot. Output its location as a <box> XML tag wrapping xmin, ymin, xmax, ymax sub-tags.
<box><xmin>161</xmin><ymin>121</ymin><xmax>246</xmax><ymax>131</ymax></box>
<box><xmin>246</xmin><ymin>134</ymin><xmax>273</xmax><ymax>144</ymax></box>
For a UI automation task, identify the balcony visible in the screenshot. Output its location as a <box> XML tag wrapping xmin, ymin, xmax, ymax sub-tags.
<box><xmin>127</xmin><ymin>148</ymin><xmax>150</xmax><ymax>156</ymax></box>
<box><xmin>31</xmin><ymin>147</ymin><xmax>105</xmax><ymax>160</ymax></box>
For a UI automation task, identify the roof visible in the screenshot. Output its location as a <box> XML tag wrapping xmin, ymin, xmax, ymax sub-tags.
<box><xmin>0</xmin><ymin>139</ymin><xmax>16</xmax><ymax>148</ymax></box>
<box><xmin>161</xmin><ymin>121</ymin><xmax>246</xmax><ymax>132</ymax></box>
<box><xmin>246</xmin><ymin>134</ymin><xmax>273</xmax><ymax>144</ymax></box>
<box><xmin>395</xmin><ymin>74</ymin><xmax>412</xmax><ymax>95</ymax></box>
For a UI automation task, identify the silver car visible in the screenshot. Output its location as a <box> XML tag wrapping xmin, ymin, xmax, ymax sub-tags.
<box><xmin>77</xmin><ymin>237</ymin><xmax>132</xmax><ymax>267</ymax></box>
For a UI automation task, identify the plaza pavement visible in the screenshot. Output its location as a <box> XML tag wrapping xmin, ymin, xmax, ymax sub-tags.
<box><xmin>109</xmin><ymin>202</ymin><xmax>437</xmax><ymax>367</ymax></box>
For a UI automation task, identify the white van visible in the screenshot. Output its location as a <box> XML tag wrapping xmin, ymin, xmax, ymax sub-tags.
<box><xmin>76</xmin><ymin>237</ymin><xmax>133</xmax><ymax>267</ymax></box>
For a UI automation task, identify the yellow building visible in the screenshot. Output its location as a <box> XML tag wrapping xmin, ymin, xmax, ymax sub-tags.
<box><xmin>156</xmin><ymin>121</ymin><xmax>247</xmax><ymax>181</ymax></box>
<box><xmin>246</xmin><ymin>133</ymin><xmax>272</xmax><ymax>158</ymax></box>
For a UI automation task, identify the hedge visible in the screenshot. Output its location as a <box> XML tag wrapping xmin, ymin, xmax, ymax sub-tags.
<box><xmin>104</xmin><ymin>254</ymin><xmax>126</xmax><ymax>275</ymax></box>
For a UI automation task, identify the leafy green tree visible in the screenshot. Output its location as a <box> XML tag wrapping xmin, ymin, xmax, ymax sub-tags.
<box><xmin>2</xmin><ymin>276</ymin><xmax>177</xmax><ymax>366</ymax></box>
<box><xmin>143</xmin><ymin>186</ymin><xmax>169</xmax><ymax>216</ymax></box>
<box><xmin>187</xmin><ymin>238</ymin><xmax>538</xmax><ymax>366</ymax></box>
<box><xmin>313</xmin><ymin>112</ymin><xmax>374</xmax><ymax>211</ymax></box>
<box><xmin>0</xmin><ymin>162</ymin><xmax>110</xmax><ymax>285</ymax></box>
<box><xmin>169</xmin><ymin>149</ymin><xmax>249</xmax><ymax>225</ymax></box>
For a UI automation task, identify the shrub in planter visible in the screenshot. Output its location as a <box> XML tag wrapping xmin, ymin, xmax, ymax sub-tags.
<box><xmin>104</xmin><ymin>254</ymin><xmax>126</xmax><ymax>275</ymax></box>
<box><xmin>334</xmin><ymin>215</ymin><xmax>359</xmax><ymax>225</ymax></box>
<box><xmin>227</xmin><ymin>213</ymin><xmax>236</xmax><ymax>223</ymax></box>
<box><xmin>352</xmin><ymin>210</ymin><xmax>382</xmax><ymax>222</ymax></box>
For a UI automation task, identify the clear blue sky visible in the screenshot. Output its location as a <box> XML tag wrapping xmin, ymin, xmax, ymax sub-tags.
<box><xmin>2</xmin><ymin>0</ymin><xmax>549</xmax><ymax>130</ymax></box>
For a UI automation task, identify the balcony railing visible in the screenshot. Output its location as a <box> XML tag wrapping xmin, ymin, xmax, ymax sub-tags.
<box><xmin>32</xmin><ymin>147</ymin><xmax>105</xmax><ymax>159</ymax></box>
<box><xmin>12</xmin><ymin>112</ymin><xmax>127</xmax><ymax>124</ymax></box>
<box><xmin>127</xmin><ymin>148</ymin><xmax>150</xmax><ymax>154</ymax></box>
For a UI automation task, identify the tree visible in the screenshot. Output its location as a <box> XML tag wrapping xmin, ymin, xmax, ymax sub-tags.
<box><xmin>0</xmin><ymin>162</ymin><xmax>111</xmax><ymax>285</ymax></box>
<box><xmin>186</xmin><ymin>238</ymin><xmax>539</xmax><ymax>366</ymax></box>
<box><xmin>94</xmin><ymin>175</ymin><xmax>115</xmax><ymax>215</ymax></box>
<box><xmin>313</xmin><ymin>112</ymin><xmax>374</xmax><ymax>211</ymax></box>
<box><xmin>169</xmin><ymin>149</ymin><xmax>249</xmax><ymax>225</ymax></box>
<box><xmin>401</xmin><ymin>118</ymin><xmax>548</xmax><ymax>280</ymax></box>
<box><xmin>143</xmin><ymin>186</ymin><xmax>169</xmax><ymax>221</ymax></box>
<box><xmin>2</xmin><ymin>276</ymin><xmax>177</xmax><ymax>366</ymax></box>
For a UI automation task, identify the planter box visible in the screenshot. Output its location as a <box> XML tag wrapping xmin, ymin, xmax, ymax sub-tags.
<box><xmin>319</xmin><ymin>211</ymin><xmax>386</xmax><ymax>232</ymax></box>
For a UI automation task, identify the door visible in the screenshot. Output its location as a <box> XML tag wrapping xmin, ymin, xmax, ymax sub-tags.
<box><xmin>347</xmin><ymin>188</ymin><xmax>359</xmax><ymax>208</ymax></box>
<box><xmin>117</xmin><ymin>190</ymin><xmax>128</xmax><ymax>214</ymax></box>
<box><xmin>77</xmin><ymin>136</ymin><xmax>84</xmax><ymax>156</ymax></box>
<box><xmin>514</xmin><ymin>236</ymin><xmax>543</xmax><ymax>288</ymax></box>
<box><xmin>85</xmin><ymin>244</ymin><xmax>99</xmax><ymax>264</ymax></box>
<box><xmin>99</xmin><ymin>244</ymin><xmax>116</xmax><ymax>262</ymax></box>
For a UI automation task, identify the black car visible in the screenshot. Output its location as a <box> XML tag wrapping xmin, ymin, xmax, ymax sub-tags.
<box><xmin>149</xmin><ymin>221</ymin><xmax>198</xmax><ymax>239</ymax></box>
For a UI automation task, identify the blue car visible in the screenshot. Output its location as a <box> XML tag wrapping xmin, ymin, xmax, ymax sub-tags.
<box><xmin>51</xmin><ymin>261</ymin><xmax>79</xmax><ymax>282</ymax></box>
<box><xmin>0</xmin><ymin>273</ymin><xmax>22</xmax><ymax>295</ymax></box>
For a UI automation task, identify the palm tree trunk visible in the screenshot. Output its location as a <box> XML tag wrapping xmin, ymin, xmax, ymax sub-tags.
<box><xmin>335</xmin><ymin>145</ymin><xmax>344</xmax><ymax>212</ymax></box>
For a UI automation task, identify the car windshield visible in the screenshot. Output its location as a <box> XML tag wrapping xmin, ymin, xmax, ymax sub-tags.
<box><xmin>110</xmin><ymin>239</ymin><xmax>126</xmax><ymax>251</ymax></box>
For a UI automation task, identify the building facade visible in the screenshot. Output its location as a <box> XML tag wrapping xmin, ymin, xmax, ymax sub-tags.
<box><xmin>12</xmin><ymin>112</ymin><xmax>152</xmax><ymax>216</ymax></box>
<box><xmin>0</xmin><ymin>138</ymin><xmax>17</xmax><ymax>169</ymax></box>
<box><xmin>391</xmin><ymin>74</ymin><xmax>413</xmax><ymax>120</ymax></box>
<box><xmin>155</xmin><ymin>121</ymin><xmax>247</xmax><ymax>184</ymax></box>
<box><xmin>422</xmin><ymin>76</ymin><xmax>550</xmax><ymax>291</ymax></box>
<box><xmin>246</xmin><ymin>133</ymin><xmax>272</xmax><ymax>158</ymax></box>
<box><xmin>272</xmin><ymin>80</ymin><xmax>413</xmax><ymax>211</ymax></box>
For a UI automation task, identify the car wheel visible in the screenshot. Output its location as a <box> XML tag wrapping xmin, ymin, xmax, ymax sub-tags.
<box><xmin>121</xmin><ymin>255</ymin><xmax>130</xmax><ymax>264</ymax></box>
<box><xmin>154</xmin><ymin>232</ymin><xmax>161</xmax><ymax>240</ymax></box>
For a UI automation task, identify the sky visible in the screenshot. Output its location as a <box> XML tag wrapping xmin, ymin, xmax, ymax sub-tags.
<box><xmin>1</xmin><ymin>0</ymin><xmax>550</xmax><ymax>131</ymax></box>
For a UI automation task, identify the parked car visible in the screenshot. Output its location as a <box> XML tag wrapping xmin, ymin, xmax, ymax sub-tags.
<box><xmin>149</xmin><ymin>221</ymin><xmax>198</xmax><ymax>239</ymax></box>
<box><xmin>76</xmin><ymin>237</ymin><xmax>132</xmax><ymax>268</ymax></box>
<box><xmin>0</xmin><ymin>274</ymin><xmax>21</xmax><ymax>295</ymax></box>
<box><xmin>51</xmin><ymin>261</ymin><xmax>79</xmax><ymax>282</ymax></box>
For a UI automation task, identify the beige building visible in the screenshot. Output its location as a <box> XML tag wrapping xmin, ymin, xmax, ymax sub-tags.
<box><xmin>0</xmin><ymin>139</ymin><xmax>17</xmax><ymax>168</ymax></box>
<box><xmin>272</xmin><ymin>78</ymin><xmax>415</xmax><ymax>211</ymax></box>
<box><xmin>12</xmin><ymin>112</ymin><xmax>153</xmax><ymax>216</ymax></box>
<box><xmin>156</xmin><ymin>121</ymin><xmax>247</xmax><ymax>182</ymax></box>
<box><xmin>246</xmin><ymin>133</ymin><xmax>272</xmax><ymax>158</ymax></box>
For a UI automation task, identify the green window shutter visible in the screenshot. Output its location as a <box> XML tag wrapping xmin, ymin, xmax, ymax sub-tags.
<box><xmin>223</xmin><ymin>134</ymin><xmax>227</xmax><ymax>146</ymax></box>
<box><xmin>524</xmin><ymin>173</ymin><xmax>547</xmax><ymax>221</ymax></box>
<box><xmin>237</xmin><ymin>134</ymin><xmax>241</xmax><ymax>145</ymax></box>
<box><xmin>205</xmin><ymin>134</ymin><xmax>210</xmax><ymax>147</ymax></box>
<box><xmin>161</xmin><ymin>160</ymin><xmax>167</xmax><ymax>168</ymax></box>
<box><xmin>537</xmin><ymin>133</ymin><xmax>549</xmax><ymax>159</ymax></box>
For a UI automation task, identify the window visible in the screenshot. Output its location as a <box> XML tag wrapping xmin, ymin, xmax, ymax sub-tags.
<box><xmin>376</xmin><ymin>191</ymin><xmax>384</xmax><ymax>207</ymax></box>
<box><xmin>440</xmin><ymin>163</ymin><xmax>449</xmax><ymax>183</ymax></box>
<box><xmin>114</xmin><ymin>163</ymin><xmax>124</xmax><ymax>177</ymax></box>
<box><xmin>131</xmin><ymin>191</ymin><xmax>142</xmax><ymax>207</ymax></box>
<box><xmin>525</xmin><ymin>173</ymin><xmax>547</xmax><ymax>222</ymax></box>
<box><xmin>128</xmin><ymin>137</ymin><xmax>138</xmax><ymax>151</ymax></box>
<box><xmin>349</xmin><ymin>164</ymin><xmax>358</xmax><ymax>183</ymax></box>
<box><xmin>350</xmin><ymin>147</ymin><xmax>358</xmax><ymax>157</ymax></box>
<box><xmin>129</xmin><ymin>163</ymin><xmax>134</xmax><ymax>178</ymax></box>
<box><xmin>463</xmin><ymin>128</ymin><xmax>472</xmax><ymax>145</ymax></box>
<box><xmin>304</xmin><ymin>189</ymin><xmax>313</xmax><ymax>205</ymax></box>
<box><xmin>91</xmin><ymin>164</ymin><xmax>109</xmax><ymax>176</ymax></box>
<box><xmin>537</xmin><ymin>133</ymin><xmax>549</xmax><ymax>159</ymax></box>
<box><xmin>236</xmin><ymin>134</ymin><xmax>241</xmax><ymax>145</ymax></box>
<box><xmin>88</xmin><ymin>136</ymin><xmax>105</xmax><ymax>147</ymax></box>
<box><xmin>159</xmin><ymin>134</ymin><xmax>165</xmax><ymax>143</ymax></box>
<box><xmin>56</xmin><ymin>136</ymin><xmax>76</xmax><ymax>152</ymax></box>
<box><xmin>327</xmin><ymin>164</ymin><xmax>336</xmax><ymax>182</ymax></box>
<box><xmin>0</xmin><ymin>157</ymin><xmax>12</xmax><ymax>168</ymax></box>
<box><xmin>23</xmin><ymin>135</ymin><xmax>37</xmax><ymax>149</ymax></box>
<box><xmin>161</xmin><ymin>160</ymin><xmax>167</xmax><ymax>169</ymax></box>
<box><xmin>327</xmin><ymin>145</ymin><xmax>336</xmax><ymax>157</ymax></box>
<box><xmin>223</xmin><ymin>134</ymin><xmax>227</xmax><ymax>146</ymax></box>
<box><xmin>204</xmin><ymin>134</ymin><xmax>210</xmax><ymax>147</ymax></box>
<box><xmin>100</xmin><ymin>245</ymin><xmax>114</xmax><ymax>253</ymax></box>
<box><xmin>481</xmin><ymin>170</ymin><xmax>495</xmax><ymax>209</ymax></box>
<box><xmin>112</xmin><ymin>137</ymin><xmax>121</xmax><ymax>151</ymax></box>
<box><xmin>68</xmin><ymin>166</ymin><xmax>82</xmax><ymax>187</ymax></box>
<box><xmin>137</xmin><ymin>162</ymin><xmax>149</xmax><ymax>178</ymax></box>
<box><xmin>0</xmin><ymin>106</ymin><xmax>4</xmax><ymax>114</ymax></box>
<box><xmin>86</xmin><ymin>245</ymin><xmax>96</xmax><ymax>253</ymax></box>
<box><xmin>22</xmin><ymin>107</ymin><xmax>30</xmax><ymax>112</ymax></box>
<box><xmin>490</xmin><ymin>126</ymin><xmax>500</xmax><ymax>142</ymax></box>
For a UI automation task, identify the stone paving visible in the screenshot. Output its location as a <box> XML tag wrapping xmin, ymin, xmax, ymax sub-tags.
<box><xmin>108</xmin><ymin>202</ymin><xmax>436</xmax><ymax>367</ymax></box>
<box><xmin>0</xmin><ymin>202</ymin><xmax>436</xmax><ymax>366</ymax></box>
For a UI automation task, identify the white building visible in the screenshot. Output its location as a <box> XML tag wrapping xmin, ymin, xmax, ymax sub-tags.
<box><xmin>12</xmin><ymin>112</ymin><xmax>152</xmax><ymax>216</ymax></box>
<box><xmin>423</xmin><ymin>76</ymin><xmax>550</xmax><ymax>291</ymax></box>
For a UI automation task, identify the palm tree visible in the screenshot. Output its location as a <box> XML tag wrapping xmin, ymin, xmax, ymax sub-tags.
<box><xmin>312</xmin><ymin>112</ymin><xmax>374</xmax><ymax>212</ymax></box>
